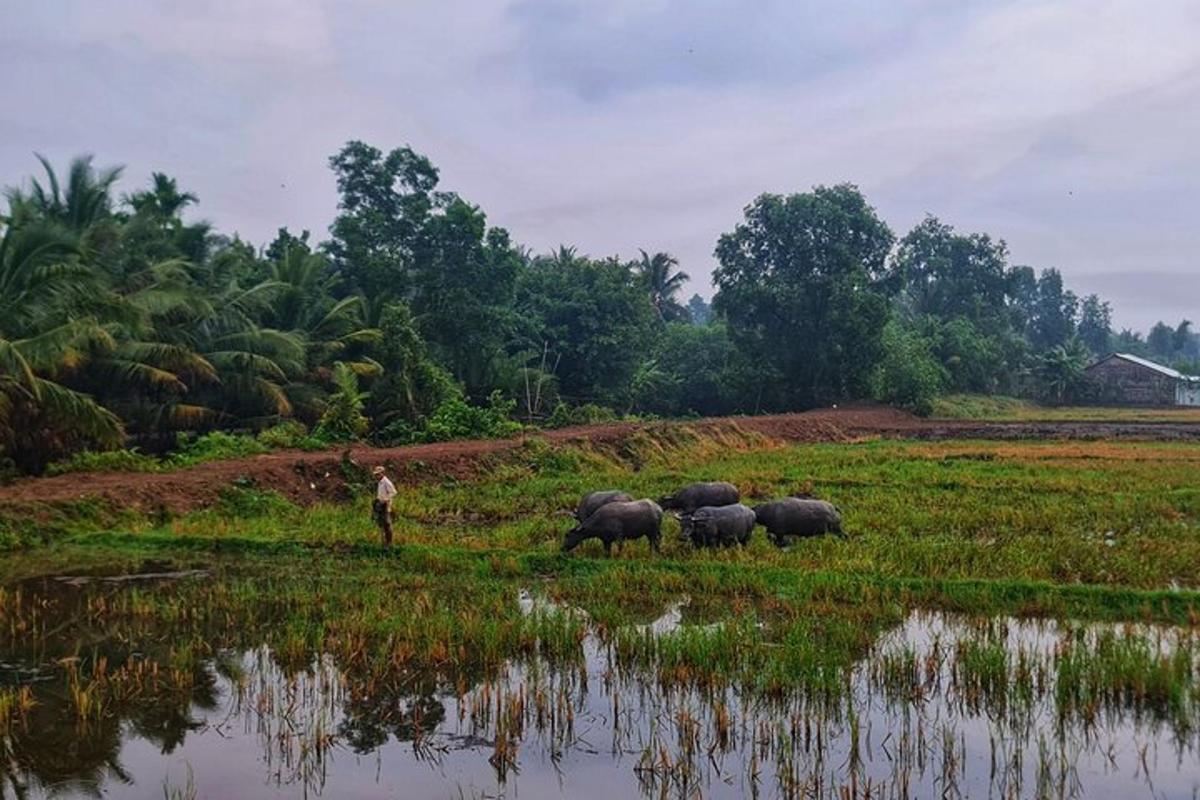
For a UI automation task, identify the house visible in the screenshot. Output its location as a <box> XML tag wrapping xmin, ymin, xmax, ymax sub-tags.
<box><xmin>1083</xmin><ymin>353</ymin><xmax>1200</xmax><ymax>407</ymax></box>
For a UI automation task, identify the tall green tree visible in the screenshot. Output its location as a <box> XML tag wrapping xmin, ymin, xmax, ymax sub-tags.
<box><xmin>1076</xmin><ymin>294</ymin><xmax>1113</xmax><ymax>355</ymax></box>
<box><xmin>1147</xmin><ymin>321</ymin><xmax>1174</xmax><ymax>359</ymax></box>
<box><xmin>891</xmin><ymin>216</ymin><xmax>1009</xmax><ymax>327</ymax></box>
<box><xmin>1028</xmin><ymin>269</ymin><xmax>1078</xmax><ymax>352</ymax></box>
<box><xmin>712</xmin><ymin>185</ymin><xmax>895</xmax><ymax>409</ymax></box>
<box><xmin>686</xmin><ymin>294</ymin><xmax>711</xmax><ymax>325</ymax></box>
<box><xmin>411</xmin><ymin>198</ymin><xmax>519</xmax><ymax>396</ymax></box>
<box><xmin>327</xmin><ymin>141</ymin><xmax>438</xmax><ymax>301</ymax></box>
<box><xmin>515</xmin><ymin>248</ymin><xmax>653</xmax><ymax>405</ymax></box>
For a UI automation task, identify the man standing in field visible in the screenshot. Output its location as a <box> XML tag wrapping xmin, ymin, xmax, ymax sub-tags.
<box><xmin>373</xmin><ymin>465</ymin><xmax>396</xmax><ymax>546</ymax></box>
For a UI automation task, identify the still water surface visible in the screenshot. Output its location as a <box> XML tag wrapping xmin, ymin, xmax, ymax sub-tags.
<box><xmin>2</xmin><ymin>581</ymin><xmax>1197</xmax><ymax>799</ymax></box>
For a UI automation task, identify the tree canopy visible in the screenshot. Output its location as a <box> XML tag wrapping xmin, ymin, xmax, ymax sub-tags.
<box><xmin>0</xmin><ymin>144</ymin><xmax>1165</xmax><ymax>475</ymax></box>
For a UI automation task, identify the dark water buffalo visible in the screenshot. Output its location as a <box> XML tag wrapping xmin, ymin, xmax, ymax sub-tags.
<box><xmin>753</xmin><ymin>498</ymin><xmax>843</xmax><ymax>545</ymax></box>
<box><xmin>563</xmin><ymin>499</ymin><xmax>664</xmax><ymax>555</ymax></box>
<box><xmin>682</xmin><ymin>503</ymin><xmax>757</xmax><ymax>547</ymax></box>
<box><xmin>658</xmin><ymin>481</ymin><xmax>740</xmax><ymax>514</ymax></box>
<box><xmin>575</xmin><ymin>489</ymin><xmax>634</xmax><ymax>521</ymax></box>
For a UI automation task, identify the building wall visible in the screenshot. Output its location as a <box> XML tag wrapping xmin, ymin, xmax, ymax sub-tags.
<box><xmin>1179</xmin><ymin>382</ymin><xmax>1200</xmax><ymax>407</ymax></box>
<box><xmin>1083</xmin><ymin>358</ymin><xmax>1179</xmax><ymax>406</ymax></box>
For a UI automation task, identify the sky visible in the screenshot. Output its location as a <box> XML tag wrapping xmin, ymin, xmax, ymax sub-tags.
<box><xmin>2</xmin><ymin>0</ymin><xmax>1198</xmax><ymax>332</ymax></box>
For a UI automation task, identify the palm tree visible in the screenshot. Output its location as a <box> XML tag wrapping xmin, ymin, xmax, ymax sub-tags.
<box><xmin>4</xmin><ymin>154</ymin><xmax>122</xmax><ymax>232</ymax></box>
<box><xmin>126</xmin><ymin>172</ymin><xmax>198</xmax><ymax>221</ymax></box>
<box><xmin>0</xmin><ymin>220</ymin><xmax>123</xmax><ymax>470</ymax></box>
<box><xmin>634</xmin><ymin>250</ymin><xmax>689</xmax><ymax>322</ymax></box>
<box><xmin>265</xmin><ymin>241</ymin><xmax>380</xmax><ymax>420</ymax></box>
<box><xmin>1034</xmin><ymin>339</ymin><xmax>1089</xmax><ymax>405</ymax></box>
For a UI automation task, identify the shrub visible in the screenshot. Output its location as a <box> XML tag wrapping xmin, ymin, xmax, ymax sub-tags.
<box><xmin>168</xmin><ymin>431</ymin><xmax>269</xmax><ymax>468</ymax></box>
<box><xmin>545</xmin><ymin>402</ymin><xmax>618</xmax><ymax>429</ymax></box>
<box><xmin>45</xmin><ymin>448</ymin><xmax>162</xmax><ymax>476</ymax></box>
<box><xmin>257</xmin><ymin>421</ymin><xmax>328</xmax><ymax>451</ymax></box>
<box><xmin>314</xmin><ymin>363</ymin><xmax>370</xmax><ymax>443</ymax></box>
<box><xmin>419</xmin><ymin>391</ymin><xmax>523</xmax><ymax>443</ymax></box>
<box><xmin>216</xmin><ymin>485</ymin><xmax>298</xmax><ymax>518</ymax></box>
<box><xmin>871</xmin><ymin>321</ymin><xmax>946</xmax><ymax>416</ymax></box>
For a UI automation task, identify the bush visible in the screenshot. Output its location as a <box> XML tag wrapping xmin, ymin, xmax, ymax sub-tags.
<box><xmin>168</xmin><ymin>431</ymin><xmax>269</xmax><ymax>468</ymax></box>
<box><xmin>45</xmin><ymin>448</ymin><xmax>162</xmax><ymax>476</ymax></box>
<box><xmin>216</xmin><ymin>485</ymin><xmax>298</xmax><ymax>518</ymax></box>
<box><xmin>545</xmin><ymin>402</ymin><xmax>618</xmax><ymax>429</ymax></box>
<box><xmin>931</xmin><ymin>394</ymin><xmax>1032</xmax><ymax>420</ymax></box>
<box><xmin>313</xmin><ymin>362</ymin><xmax>370</xmax><ymax>443</ymax></box>
<box><xmin>871</xmin><ymin>322</ymin><xmax>946</xmax><ymax>416</ymax></box>
<box><xmin>419</xmin><ymin>391</ymin><xmax>523</xmax><ymax>443</ymax></box>
<box><xmin>256</xmin><ymin>421</ymin><xmax>328</xmax><ymax>451</ymax></box>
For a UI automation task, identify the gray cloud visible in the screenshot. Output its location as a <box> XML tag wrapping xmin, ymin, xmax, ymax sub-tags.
<box><xmin>1</xmin><ymin>0</ymin><xmax>1197</xmax><ymax>331</ymax></box>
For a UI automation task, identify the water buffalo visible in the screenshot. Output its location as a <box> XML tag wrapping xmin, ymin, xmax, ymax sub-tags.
<box><xmin>658</xmin><ymin>481</ymin><xmax>740</xmax><ymax>515</ymax></box>
<box><xmin>562</xmin><ymin>499</ymin><xmax>664</xmax><ymax>555</ymax></box>
<box><xmin>753</xmin><ymin>498</ymin><xmax>843</xmax><ymax>546</ymax></box>
<box><xmin>682</xmin><ymin>503</ymin><xmax>757</xmax><ymax>548</ymax></box>
<box><xmin>575</xmin><ymin>489</ymin><xmax>634</xmax><ymax>522</ymax></box>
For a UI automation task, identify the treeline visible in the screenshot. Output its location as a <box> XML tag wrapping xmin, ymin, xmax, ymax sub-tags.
<box><xmin>0</xmin><ymin>142</ymin><xmax>1171</xmax><ymax>474</ymax></box>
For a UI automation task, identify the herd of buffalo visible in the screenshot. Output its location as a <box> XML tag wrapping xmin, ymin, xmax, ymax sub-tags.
<box><xmin>561</xmin><ymin>481</ymin><xmax>844</xmax><ymax>555</ymax></box>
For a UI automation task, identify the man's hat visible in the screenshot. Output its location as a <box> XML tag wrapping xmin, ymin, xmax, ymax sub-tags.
<box><xmin>372</xmin><ymin>466</ymin><xmax>386</xmax><ymax>476</ymax></box>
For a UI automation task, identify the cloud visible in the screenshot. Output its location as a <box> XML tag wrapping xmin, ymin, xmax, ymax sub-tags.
<box><xmin>1</xmin><ymin>0</ymin><xmax>1197</xmax><ymax>331</ymax></box>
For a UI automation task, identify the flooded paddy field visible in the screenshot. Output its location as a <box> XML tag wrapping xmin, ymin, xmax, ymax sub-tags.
<box><xmin>3</xmin><ymin>561</ymin><xmax>1200</xmax><ymax>799</ymax></box>
<box><xmin>3</xmin><ymin>435</ymin><xmax>1200</xmax><ymax>798</ymax></box>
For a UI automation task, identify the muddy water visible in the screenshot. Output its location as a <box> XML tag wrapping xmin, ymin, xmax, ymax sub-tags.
<box><xmin>2</xmin><ymin>588</ymin><xmax>1198</xmax><ymax>799</ymax></box>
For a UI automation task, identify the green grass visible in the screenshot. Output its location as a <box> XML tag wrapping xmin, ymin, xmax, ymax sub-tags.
<box><xmin>66</xmin><ymin>436</ymin><xmax>1197</xmax><ymax>590</ymax></box>
<box><xmin>933</xmin><ymin>393</ymin><xmax>1200</xmax><ymax>422</ymax></box>
<box><xmin>5</xmin><ymin>428</ymin><xmax>1200</xmax><ymax>751</ymax></box>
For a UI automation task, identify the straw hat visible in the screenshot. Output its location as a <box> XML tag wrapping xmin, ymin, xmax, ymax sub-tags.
<box><xmin>372</xmin><ymin>465</ymin><xmax>386</xmax><ymax>476</ymax></box>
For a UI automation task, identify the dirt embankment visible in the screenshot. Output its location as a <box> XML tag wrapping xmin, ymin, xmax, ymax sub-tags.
<box><xmin>2</xmin><ymin>406</ymin><xmax>1198</xmax><ymax>517</ymax></box>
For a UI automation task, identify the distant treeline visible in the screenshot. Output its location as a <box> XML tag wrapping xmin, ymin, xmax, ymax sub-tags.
<box><xmin>1</xmin><ymin>142</ymin><xmax>1194</xmax><ymax>473</ymax></box>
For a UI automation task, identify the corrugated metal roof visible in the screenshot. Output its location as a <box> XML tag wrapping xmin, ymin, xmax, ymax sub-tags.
<box><xmin>1097</xmin><ymin>352</ymin><xmax>1199</xmax><ymax>381</ymax></box>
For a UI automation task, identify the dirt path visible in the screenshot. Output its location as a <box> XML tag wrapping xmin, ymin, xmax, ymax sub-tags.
<box><xmin>3</xmin><ymin>406</ymin><xmax>1198</xmax><ymax>516</ymax></box>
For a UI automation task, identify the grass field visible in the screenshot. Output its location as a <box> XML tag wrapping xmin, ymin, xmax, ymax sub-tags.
<box><xmin>932</xmin><ymin>393</ymin><xmax>1200</xmax><ymax>422</ymax></box>
<box><xmin>5</xmin><ymin>430</ymin><xmax>1200</xmax><ymax>797</ymax></box>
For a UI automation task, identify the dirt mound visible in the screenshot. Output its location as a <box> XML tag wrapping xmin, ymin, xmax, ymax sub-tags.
<box><xmin>2</xmin><ymin>406</ymin><xmax>1197</xmax><ymax>518</ymax></box>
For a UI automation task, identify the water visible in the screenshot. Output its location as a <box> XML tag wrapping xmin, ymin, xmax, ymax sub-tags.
<box><xmin>2</xmin><ymin>579</ymin><xmax>1198</xmax><ymax>799</ymax></box>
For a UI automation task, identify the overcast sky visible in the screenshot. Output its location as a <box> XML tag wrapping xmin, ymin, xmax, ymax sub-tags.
<box><xmin>3</xmin><ymin>0</ymin><xmax>1198</xmax><ymax>331</ymax></box>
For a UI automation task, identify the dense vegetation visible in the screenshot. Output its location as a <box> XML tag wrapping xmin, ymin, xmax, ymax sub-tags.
<box><xmin>1</xmin><ymin>145</ymin><xmax>1192</xmax><ymax>475</ymax></box>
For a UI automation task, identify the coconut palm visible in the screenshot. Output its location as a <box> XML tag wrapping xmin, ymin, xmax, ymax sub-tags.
<box><xmin>0</xmin><ymin>220</ymin><xmax>123</xmax><ymax>470</ymax></box>
<box><xmin>634</xmin><ymin>250</ymin><xmax>689</xmax><ymax>322</ymax></box>
<box><xmin>4</xmin><ymin>154</ymin><xmax>122</xmax><ymax>233</ymax></box>
<box><xmin>126</xmin><ymin>172</ymin><xmax>198</xmax><ymax>221</ymax></box>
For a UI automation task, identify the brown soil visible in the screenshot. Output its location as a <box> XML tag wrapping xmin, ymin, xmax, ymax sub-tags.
<box><xmin>3</xmin><ymin>405</ymin><xmax>1198</xmax><ymax>517</ymax></box>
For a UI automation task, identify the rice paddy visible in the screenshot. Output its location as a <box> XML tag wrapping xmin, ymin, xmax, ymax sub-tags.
<box><xmin>2</xmin><ymin>431</ymin><xmax>1200</xmax><ymax>797</ymax></box>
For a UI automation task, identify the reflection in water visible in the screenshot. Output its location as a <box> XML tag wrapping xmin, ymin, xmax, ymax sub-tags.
<box><xmin>2</xmin><ymin>588</ymin><xmax>1198</xmax><ymax>799</ymax></box>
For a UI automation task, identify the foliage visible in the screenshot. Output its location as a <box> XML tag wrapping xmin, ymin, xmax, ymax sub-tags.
<box><xmin>545</xmin><ymin>402</ymin><xmax>619</xmax><ymax>429</ymax></box>
<box><xmin>314</xmin><ymin>362</ymin><xmax>370</xmax><ymax>442</ymax></box>
<box><xmin>1032</xmin><ymin>339</ymin><xmax>1090</xmax><ymax>404</ymax></box>
<box><xmin>366</xmin><ymin>301</ymin><xmax>458</xmax><ymax>429</ymax></box>
<box><xmin>514</xmin><ymin>248</ymin><xmax>653</xmax><ymax>405</ymax></box>
<box><xmin>166</xmin><ymin>431</ymin><xmax>269</xmax><ymax>468</ymax></box>
<box><xmin>685</xmin><ymin>294</ymin><xmax>710</xmax><ymax>325</ymax></box>
<box><xmin>45</xmin><ymin>448</ymin><xmax>162</xmax><ymax>476</ymax></box>
<box><xmin>1077</xmin><ymin>294</ymin><xmax>1113</xmax><ymax>355</ymax></box>
<box><xmin>870</xmin><ymin>321</ymin><xmax>946</xmax><ymax>416</ymax></box>
<box><xmin>636</xmin><ymin>322</ymin><xmax>755</xmax><ymax>417</ymax></box>
<box><xmin>256</xmin><ymin>420</ymin><xmax>328</xmax><ymax>451</ymax></box>
<box><xmin>0</xmin><ymin>145</ymin><xmax>1172</xmax><ymax>475</ymax></box>
<box><xmin>713</xmin><ymin>185</ymin><xmax>895</xmax><ymax>409</ymax></box>
<box><xmin>415</xmin><ymin>391</ymin><xmax>523</xmax><ymax>443</ymax></box>
<box><xmin>634</xmin><ymin>250</ymin><xmax>690</xmax><ymax>322</ymax></box>
<box><xmin>1028</xmin><ymin>269</ymin><xmax>1078</xmax><ymax>352</ymax></box>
